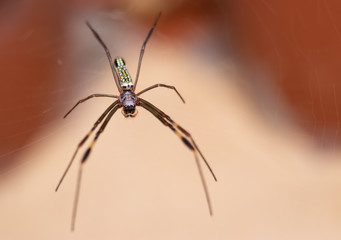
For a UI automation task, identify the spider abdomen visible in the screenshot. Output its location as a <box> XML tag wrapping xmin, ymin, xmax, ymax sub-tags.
<box><xmin>114</xmin><ymin>57</ymin><xmax>134</xmax><ymax>89</ymax></box>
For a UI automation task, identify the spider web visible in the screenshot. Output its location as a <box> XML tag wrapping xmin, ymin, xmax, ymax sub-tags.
<box><xmin>1</xmin><ymin>1</ymin><xmax>341</xmax><ymax>240</ymax></box>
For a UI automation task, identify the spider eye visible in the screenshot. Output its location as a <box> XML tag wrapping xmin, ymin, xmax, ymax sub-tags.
<box><xmin>114</xmin><ymin>59</ymin><xmax>119</xmax><ymax>68</ymax></box>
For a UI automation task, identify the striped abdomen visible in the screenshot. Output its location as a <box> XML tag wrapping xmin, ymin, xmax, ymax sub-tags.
<box><xmin>114</xmin><ymin>57</ymin><xmax>134</xmax><ymax>89</ymax></box>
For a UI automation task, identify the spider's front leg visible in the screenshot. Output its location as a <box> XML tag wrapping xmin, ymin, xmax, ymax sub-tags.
<box><xmin>70</xmin><ymin>104</ymin><xmax>121</xmax><ymax>231</ymax></box>
<box><xmin>56</xmin><ymin>100</ymin><xmax>120</xmax><ymax>192</ymax></box>
<box><xmin>138</xmin><ymin>98</ymin><xmax>216</xmax><ymax>216</ymax></box>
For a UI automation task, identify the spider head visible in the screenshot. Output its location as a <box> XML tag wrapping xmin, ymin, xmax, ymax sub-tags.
<box><xmin>120</xmin><ymin>91</ymin><xmax>138</xmax><ymax>118</ymax></box>
<box><xmin>122</xmin><ymin>106</ymin><xmax>138</xmax><ymax>118</ymax></box>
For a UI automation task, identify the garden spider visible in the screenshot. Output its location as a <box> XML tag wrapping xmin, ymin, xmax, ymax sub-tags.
<box><xmin>55</xmin><ymin>13</ymin><xmax>217</xmax><ymax>231</ymax></box>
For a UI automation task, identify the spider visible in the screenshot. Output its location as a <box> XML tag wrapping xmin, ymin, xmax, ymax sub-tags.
<box><xmin>55</xmin><ymin>13</ymin><xmax>217</xmax><ymax>231</ymax></box>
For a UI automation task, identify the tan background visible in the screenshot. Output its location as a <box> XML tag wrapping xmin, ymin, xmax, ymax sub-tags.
<box><xmin>1</xmin><ymin>0</ymin><xmax>341</xmax><ymax>239</ymax></box>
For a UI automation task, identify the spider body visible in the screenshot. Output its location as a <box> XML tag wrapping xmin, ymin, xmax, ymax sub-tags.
<box><xmin>114</xmin><ymin>57</ymin><xmax>134</xmax><ymax>89</ymax></box>
<box><xmin>120</xmin><ymin>90</ymin><xmax>138</xmax><ymax>117</ymax></box>
<box><xmin>56</xmin><ymin>13</ymin><xmax>217</xmax><ymax>231</ymax></box>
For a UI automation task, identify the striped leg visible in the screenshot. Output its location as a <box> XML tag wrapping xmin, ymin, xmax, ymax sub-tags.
<box><xmin>71</xmin><ymin>104</ymin><xmax>121</xmax><ymax>231</ymax></box>
<box><xmin>139</xmin><ymin>98</ymin><xmax>217</xmax><ymax>181</ymax></box>
<box><xmin>55</xmin><ymin>100</ymin><xmax>119</xmax><ymax>192</ymax></box>
<box><xmin>138</xmin><ymin>98</ymin><xmax>216</xmax><ymax>216</ymax></box>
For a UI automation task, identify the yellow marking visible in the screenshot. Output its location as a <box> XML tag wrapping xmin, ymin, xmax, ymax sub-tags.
<box><xmin>114</xmin><ymin>57</ymin><xmax>134</xmax><ymax>89</ymax></box>
<box><xmin>175</xmin><ymin>131</ymin><xmax>182</xmax><ymax>138</ymax></box>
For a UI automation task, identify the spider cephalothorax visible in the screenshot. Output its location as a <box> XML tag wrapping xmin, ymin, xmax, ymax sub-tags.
<box><xmin>120</xmin><ymin>90</ymin><xmax>138</xmax><ymax>117</ymax></box>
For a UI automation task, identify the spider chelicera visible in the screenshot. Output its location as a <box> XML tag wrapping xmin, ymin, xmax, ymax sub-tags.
<box><xmin>55</xmin><ymin>13</ymin><xmax>217</xmax><ymax>231</ymax></box>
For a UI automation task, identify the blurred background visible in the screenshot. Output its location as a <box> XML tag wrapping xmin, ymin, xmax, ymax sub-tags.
<box><xmin>1</xmin><ymin>0</ymin><xmax>341</xmax><ymax>239</ymax></box>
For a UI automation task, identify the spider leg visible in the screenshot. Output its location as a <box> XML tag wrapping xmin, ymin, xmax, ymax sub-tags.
<box><xmin>71</xmin><ymin>104</ymin><xmax>121</xmax><ymax>231</ymax></box>
<box><xmin>136</xmin><ymin>83</ymin><xmax>185</xmax><ymax>103</ymax></box>
<box><xmin>133</xmin><ymin>12</ymin><xmax>161</xmax><ymax>91</ymax></box>
<box><xmin>138</xmin><ymin>98</ymin><xmax>216</xmax><ymax>216</ymax></box>
<box><xmin>55</xmin><ymin>100</ymin><xmax>119</xmax><ymax>192</ymax></box>
<box><xmin>86</xmin><ymin>21</ymin><xmax>122</xmax><ymax>92</ymax></box>
<box><xmin>64</xmin><ymin>94</ymin><xmax>119</xmax><ymax>118</ymax></box>
<box><xmin>139</xmin><ymin>98</ymin><xmax>217</xmax><ymax>181</ymax></box>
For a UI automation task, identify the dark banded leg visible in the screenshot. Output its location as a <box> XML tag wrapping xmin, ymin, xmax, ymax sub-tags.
<box><xmin>71</xmin><ymin>104</ymin><xmax>121</xmax><ymax>231</ymax></box>
<box><xmin>64</xmin><ymin>94</ymin><xmax>119</xmax><ymax>118</ymax></box>
<box><xmin>136</xmin><ymin>83</ymin><xmax>185</xmax><ymax>103</ymax></box>
<box><xmin>133</xmin><ymin>12</ymin><xmax>161</xmax><ymax>90</ymax></box>
<box><xmin>55</xmin><ymin>100</ymin><xmax>119</xmax><ymax>192</ymax></box>
<box><xmin>138</xmin><ymin>98</ymin><xmax>216</xmax><ymax>216</ymax></box>
<box><xmin>139</xmin><ymin>98</ymin><xmax>217</xmax><ymax>181</ymax></box>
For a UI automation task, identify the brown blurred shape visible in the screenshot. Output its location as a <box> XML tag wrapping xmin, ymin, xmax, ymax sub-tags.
<box><xmin>223</xmin><ymin>0</ymin><xmax>341</xmax><ymax>145</ymax></box>
<box><xmin>2</xmin><ymin>0</ymin><xmax>341</xmax><ymax>173</ymax></box>
<box><xmin>0</xmin><ymin>0</ymin><xmax>66</xmax><ymax>171</ymax></box>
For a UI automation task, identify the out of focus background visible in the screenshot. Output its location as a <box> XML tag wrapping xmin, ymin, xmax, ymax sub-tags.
<box><xmin>1</xmin><ymin>0</ymin><xmax>341</xmax><ymax>239</ymax></box>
